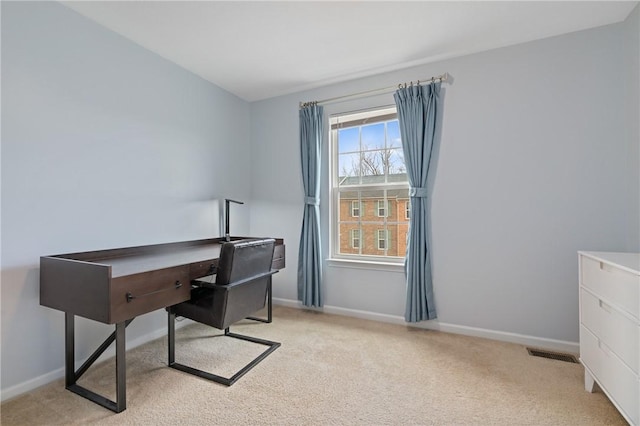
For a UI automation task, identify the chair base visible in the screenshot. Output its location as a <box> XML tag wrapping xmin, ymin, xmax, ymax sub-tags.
<box><xmin>167</xmin><ymin>313</ymin><xmax>280</xmax><ymax>386</ymax></box>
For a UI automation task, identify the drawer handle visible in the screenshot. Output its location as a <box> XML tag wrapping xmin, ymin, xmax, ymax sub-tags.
<box><xmin>598</xmin><ymin>299</ymin><xmax>612</xmax><ymax>313</ymax></box>
<box><xmin>597</xmin><ymin>339</ymin><xmax>611</xmax><ymax>357</ymax></box>
<box><xmin>599</xmin><ymin>262</ymin><xmax>614</xmax><ymax>273</ymax></box>
<box><xmin>126</xmin><ymin>281</ymin><xmax>182</xmax><ymax>303</ymax></box>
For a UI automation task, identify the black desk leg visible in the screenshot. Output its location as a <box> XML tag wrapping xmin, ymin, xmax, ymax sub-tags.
<box><xmin>246</xmin><ymin>277</ymin><xmax>272</xmax><ymax>323</ymax></box>
<box><xmin>115</xmin><ymin>322</ymin><xmax>126</xmax><ymax>412</ymax></box>
<box><xmin>64</xmin><ymin>313</ymin><xmax>128</xmax><ymax>413</ymax></box>
<box><xmin>65</xmin><ymin>313</ymin><xmax>75</xmax><ymax>387</ymax></box>
<box><xmin>168</xmin><ymin>311</ymin><xmax>175</xmax><ymax>365</ymax></box>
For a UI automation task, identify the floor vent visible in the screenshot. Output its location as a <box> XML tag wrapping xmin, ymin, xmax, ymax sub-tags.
<box><xmin>526</xmin><ymin>348</ymin><xmax>579</xmax><ymax>363</ymax></box>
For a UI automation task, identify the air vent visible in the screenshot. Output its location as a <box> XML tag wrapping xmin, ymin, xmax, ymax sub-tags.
<box><xmin>526</xmin><ymin>348</ymin><xmax>579</xmax><ymax>363</ymax></box>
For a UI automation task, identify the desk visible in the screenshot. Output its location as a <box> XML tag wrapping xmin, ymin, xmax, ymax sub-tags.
<box><xmin>40</xmin><ymin>237</ymin><xmax>285</xmax><ymax>413</ymax></box>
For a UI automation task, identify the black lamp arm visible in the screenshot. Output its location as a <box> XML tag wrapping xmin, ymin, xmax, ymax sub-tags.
<box><xmin>224</xmin><ymin>199</ymin><xmax>244</xmax><ymax>242</ymax></box>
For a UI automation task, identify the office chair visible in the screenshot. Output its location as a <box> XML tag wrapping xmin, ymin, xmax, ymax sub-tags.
<box><xmin>167</xmin><ymin>238</ymin><xmax>280</xmax><ymax>386</ymax></box>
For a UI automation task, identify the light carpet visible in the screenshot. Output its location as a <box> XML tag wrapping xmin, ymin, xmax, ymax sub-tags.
<box><xmin>1</xmin><ymin>306</ymin><xmax>626</xmax><ymax>425</ymax></box>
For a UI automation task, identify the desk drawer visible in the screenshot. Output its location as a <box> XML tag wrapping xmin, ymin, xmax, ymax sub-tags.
<box><xmin>190</xmin><ymin>260</ymin><xmax>217</xmax><ymax>280</ymax></box>
<box><xmin>581</xmin><ymin>288</ymin><xmax>638</xmax><ymax>374</ymax></box>
<box><xmin>581</xmin><ymin>256</ymin><xmax>639</xmax><ymax>320</ymax></box>
<box><xmin>110</xmin><ymin>266</ymin><xmax>190</xmax><ymax>323</ymax></box>
<box><xmin>581</xmin><ymin>325</ymin><xmax>639</xmax><ymax>425</ymax></box>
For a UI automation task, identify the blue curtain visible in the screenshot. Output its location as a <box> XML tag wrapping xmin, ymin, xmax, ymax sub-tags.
<box><xmin>298</xmin><ymin>104</ymin><xmax>324</xmax><ymax>307</ymax></box>
<box><xmin>394</xmin><ymin>83</ymin><xmax>441</xmax><ymax>322</ymax></box>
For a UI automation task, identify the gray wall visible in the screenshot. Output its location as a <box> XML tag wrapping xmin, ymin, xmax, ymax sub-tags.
<box><xmin>250</xmin><ymin>10</ymin><xmax>640</xmax><ymax>345</ymax></box>
<box><xmin>1</xmin><ymin>2</ymin><xmax>251</xmax><ymax>395</ymax></box>
<box><xmin>624</xmin><ymin>5</ymin><xmax>640</xmax><ymax>249</ymax></box>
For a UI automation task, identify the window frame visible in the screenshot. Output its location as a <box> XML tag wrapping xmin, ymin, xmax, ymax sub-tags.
<box><xmin>329</xmin><ymin>106</ymin><xmax>408</xmax><ymax>265</ymax></box>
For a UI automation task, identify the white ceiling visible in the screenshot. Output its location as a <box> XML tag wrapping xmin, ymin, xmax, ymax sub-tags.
<box><xmin>61</xmin><ymin>1</ymin><xmax>637</xmax><ymax>102</ymax></box>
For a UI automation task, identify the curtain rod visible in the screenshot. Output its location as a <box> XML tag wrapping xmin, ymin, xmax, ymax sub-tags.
<box><xmin>299</xmin><ymin>72</ymin><xmax>449</xmax><ymax>109</ymax></box>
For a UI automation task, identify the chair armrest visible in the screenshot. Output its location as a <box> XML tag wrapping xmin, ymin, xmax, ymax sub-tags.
<box><xmin>208</xmin><ymin>269</ymin><xmax>278</xmax><ymax>290</ymax></box>
<box><xmin>191</xmin><ymin>274</ymin><xmax>216</xmax><ymax>288</ymax></box>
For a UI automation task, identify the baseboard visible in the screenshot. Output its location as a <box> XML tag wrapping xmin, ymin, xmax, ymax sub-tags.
<box><xmin>1</xmin><ymin>366</ymin><xmax>66</xmax><ymax>403</ymax></box>
<box><xmin>273</xmin><ymin>297</ymin><xmax>579</xmax><ymax>354</ymax></box>
<box><xmin>3</xmin><ymin>300</ymin><xmax>579</xmax><ymax>402</ymax></box>
<box><xmin>0</xmin><ymin>318</ymin><xmax>193</xmax><ymax>403</ymax></box>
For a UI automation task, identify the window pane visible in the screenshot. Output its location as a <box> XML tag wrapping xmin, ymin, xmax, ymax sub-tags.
<box><xmin>387</xmin><ymin>148</ymin><xmax>406</xmax><ymax>175</ymax></box>
<box><xmin>339</xmin><ymin>223</ymin><xmax>360</xmax><ymax>254</ymax></box>
<box><xmin>338</xmin><ymin>191</ymin><xmax>360</xmax><ymax>226</ymax></box>
<box><xmin>338</xmin><ymin>127</ymin><xmax>359</xmax><ymax>154</ymax></box>
<box><xmin>338</xmin><ymin>153</ymin><xmax>360</xmax><ymax>184</ymax></box>
<box><xmin>387</xmin><ymin>120</ymin><xmax>401</xmax><ymax>148</ymax></box>
<box><xmin>387</xmin><ymin>148</ymin><xmax>407</xmax><ymax>181</ymax></box>
<box><xmin>361</xmin><ymin>123</ymin><xmax>385</xmax><ymax>151</ymax></box>
<box><xmin>359</xmin><ymin>188</ymin><xmax>384</xmax><ymax>202</ymax></box>
<box><xmin>360</xmin><ymin>149</ymin><xmax>386</xmax><ymax>184</ymax></box>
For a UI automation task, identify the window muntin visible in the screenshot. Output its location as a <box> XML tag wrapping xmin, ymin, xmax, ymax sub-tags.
<box><xmin>331</xmin><ymin>107</ymin><xmax>409</xmax><ymax>262</ymax></box>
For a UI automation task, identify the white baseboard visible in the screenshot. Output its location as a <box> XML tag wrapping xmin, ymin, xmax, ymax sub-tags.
<box><xmin>3</xmin><ymin>301</ymin><xmax>579</xmax><ymax>402</ymax></box>
<box><xmin>273</xmin><ymin>297</ymin><xmax>579</xmax><ymax>354</ymax></box>
<box><xmin>0</xmin><ymin>319</ymin><xmax>193</xmax><ymax>403</ymax></box>
<box><xmin>1</xmin><ymin>366</ymin><xmax>66</xmax><ymax>403</ymax></box>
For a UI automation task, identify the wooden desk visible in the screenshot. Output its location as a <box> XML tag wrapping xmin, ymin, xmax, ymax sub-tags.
<box><xmin>40</xmin><ymin>237</ymin><xmax>285</xmax><ymax>413</ymax></box>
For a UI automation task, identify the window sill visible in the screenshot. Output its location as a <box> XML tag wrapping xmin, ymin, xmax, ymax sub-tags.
<box><xmin>327</xmin><ymin>258</ymin><xmax>405</xmax><ymax>273</ymax></box>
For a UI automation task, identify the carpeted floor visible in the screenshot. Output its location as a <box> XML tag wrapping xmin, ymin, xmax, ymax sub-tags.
<box><xmin>1</xmin><ymin>306</ymin><xmax>626</xmax><ymax>425</ymax></box>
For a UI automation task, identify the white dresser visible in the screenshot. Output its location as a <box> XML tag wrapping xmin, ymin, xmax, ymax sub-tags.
<box><xmin>579</xmin><ymin>251</ymin><xmax>640</xmax><ymax>425</ymax></box>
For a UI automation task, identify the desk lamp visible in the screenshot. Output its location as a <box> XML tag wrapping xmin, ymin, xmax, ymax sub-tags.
<box><xmin>224</xmin><ymin>199</ymin><xmax>244</xmax><ymax>242</ymax></box>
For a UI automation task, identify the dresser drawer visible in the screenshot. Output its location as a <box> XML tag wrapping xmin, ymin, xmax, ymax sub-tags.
<box><xmin>581</xmin><ymin>256</ymin><xmax>639</xmax><ymax>320</ymax></box>
<box><xmin>580</xmin><ymin>325</ymin><xmax>639</xmax><ymax>425</ymax></box>
<box><xmin>581</xmin><ymin>288</ymin><xmax>639</xmax><ymax>374</ymax></box>
<box><xmin>110</xmin><ymin>265</ymin><xmax>191</xmax><ymax>323</ymax></box>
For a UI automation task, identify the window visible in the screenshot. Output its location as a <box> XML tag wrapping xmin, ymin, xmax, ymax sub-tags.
<box><xmin>330</xmin><ymin>106</ymin><xmax>409</xmax><ymax>262</ymax></box>
<box><xmin>376</xmin><ymin>200</ymin><xmax>390</xmax><ymax>217</ymax></box>
<box><xmin>351</xmin><ymin>229</ymin><xmax>361</xmax><ymax>248</ymax></box>
<box><xmin>377</xmin><ymin>229</ymin><xmax>390</xmax><ymax>250</ymax></box>
<box><xmin>351</xmin><ymin>200</ymin><xmax>362</xmax><ymax>217</ymax></box>
<box><xmin>405</xmin><ymin>201</ymin><xmax>410</xmax><ymax>220</ymax></box>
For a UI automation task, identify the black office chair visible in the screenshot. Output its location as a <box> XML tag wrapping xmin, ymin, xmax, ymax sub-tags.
<box><xmin>167</xmin><ymin>238</ymin><xmax>280</xmax><ymax>386</ymax></box>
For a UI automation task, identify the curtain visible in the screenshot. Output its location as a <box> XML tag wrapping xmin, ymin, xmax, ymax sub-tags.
<box><xmin>298</xmin><ymin>104</ymin><xmax>324</xmax><ymax>307</ymax></box>
<box><xmin>394</xmin><ymin>83</ymin><xmax>442</xmax><ymax>322</ymax></box>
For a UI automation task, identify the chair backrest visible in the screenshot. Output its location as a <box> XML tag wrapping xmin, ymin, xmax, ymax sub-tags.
<box><xmin>170</xmin><ymin>238</ymin><xmax>277</xmax><ymax>330</ymax></box>
<box><xmin>216</xmin><ymin>239</ymin><xmax>275</xmax><ymax>285</ymax></box>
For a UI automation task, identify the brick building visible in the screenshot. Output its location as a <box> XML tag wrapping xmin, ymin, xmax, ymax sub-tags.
<box><xmin>338</xmin><ymin>189</ymin><xmax>409</xmax><ymax>258</ymax></box>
